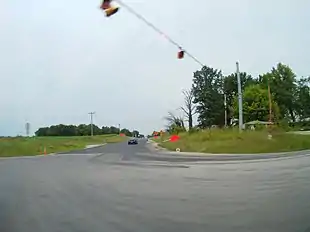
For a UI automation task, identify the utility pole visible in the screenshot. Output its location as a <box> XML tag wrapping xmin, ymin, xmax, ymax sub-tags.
<box><xmin>236</xmin><ymin>61</ymin><xmax>243</xmax><ymax>132</ymax></box>
<box><xmin>25</xmin><ymin>122</ymin><xmax>30</xmax><ymax>137</ymax></box>
<box><xmin>88</xmin><ymin>112</ymin><xmax>95</xmax><ymax>136</ymax></box>
<box><xmin>267</xmin><ymin>78</ymin><xmax>273</xmax><ymax>139</ymax></box>
<box><xmin>224</xmin><ymin>93</ymin><xmax>227</xmax><ymax>127</ymax></box>
<box><xmin>118</xmin><ymin>124</ymin><xmax>121</xmax><ymax>135</ymax></box>
<box><xmin>268</xmin><ymin>79</ymin><xmax>272</xmax><ymax>123</ymax></box>
<box><xmin>222</xmin><ymin>74</ymin><xmax>227</xmax><ymax>128</ymax></box>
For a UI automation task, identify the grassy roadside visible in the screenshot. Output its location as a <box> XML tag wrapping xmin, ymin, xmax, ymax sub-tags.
<box><xmin>0</xmin><ymin>134</ymin><xmax>126</xmax><ymax>157</ymax></box>
<box><xmin>153</xmin><ymin>129</ymin><xmax>310</xmax><ymax>154</ymax></box>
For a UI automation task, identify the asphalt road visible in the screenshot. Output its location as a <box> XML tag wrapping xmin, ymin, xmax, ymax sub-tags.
<box><xmin>1</xmin><ymin>139</ymin><xmax>310</xmax><ymax>232</ymax></box>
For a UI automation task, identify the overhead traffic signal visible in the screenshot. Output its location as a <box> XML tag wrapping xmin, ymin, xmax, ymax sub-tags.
<box><xmin>98</xmin><ymin>1</ymin><xmax>203</xmax><ymax>64</ymax></box>
<box><xmin>177</xmin><ymin>49</ymin><xmax>185</xmax><ymax>59</ymax></box>
<box><xmin>100</xmin><ymin>0</ymin><xmax>119</xmax><ymax>17</ymax></box>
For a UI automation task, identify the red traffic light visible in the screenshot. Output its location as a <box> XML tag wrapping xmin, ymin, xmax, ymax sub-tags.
<box><xmin>177</xmin><ymin>50</ymin><xmax>184</xmax><ymax>59</ymax></box>
<box><xmin>100</xmin><ymin>0</ymin><xmax>119</xmax><ymax>17</ymax></box>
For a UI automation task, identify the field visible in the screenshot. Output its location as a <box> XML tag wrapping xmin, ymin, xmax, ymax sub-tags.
<box><xmin>153</xmin><ymin>129</ymin><xmax>310</xmax><ymax>154</ymax></box>
<box><xmin>0</xmin><ymin>134</ymin><xmax>126</xmax><ymax>157</ymax></box>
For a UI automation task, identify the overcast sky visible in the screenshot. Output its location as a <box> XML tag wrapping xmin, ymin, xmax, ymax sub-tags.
<box><xmin>0</xmin><ymin>0</ymin><xmax>309</xmax><ymax>136</ymax></box>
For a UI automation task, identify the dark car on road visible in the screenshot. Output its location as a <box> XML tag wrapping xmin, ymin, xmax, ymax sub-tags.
<box><xmin>128</xmin><ymin>139</ymin><xmax>138</xmax><ymax>145</ymax></box>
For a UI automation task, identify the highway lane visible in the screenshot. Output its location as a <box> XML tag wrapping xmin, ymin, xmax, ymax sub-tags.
<box><xmin>1</xmin><ymin>139</ymin><xmax>310</xmax><ymax>232</ymax></box>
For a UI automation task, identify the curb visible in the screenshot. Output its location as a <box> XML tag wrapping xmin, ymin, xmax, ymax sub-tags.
<box><xmin>158</xmin><ymin>149</ymin><xmax>310</xmax><ymax>157</ymax></box>
<box><xmin>134</xmin><ymin>150</ymin><xmax>310</xmax><ymax>162</ymax></box>
<box><xmin>145</xmin><ymin>141</ymin><xmax>310</xmax><ymax>161</ymax></box>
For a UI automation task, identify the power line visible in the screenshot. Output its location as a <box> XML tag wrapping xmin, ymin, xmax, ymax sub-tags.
<box><xmin>115</xmin><ymin>0</ymin><xmax>205</xmax><ymax>67</ymax></box>
<box><xmin>103</xmin><ymin>1</ymin><xmax>234</xmax><ymax>128</ymax></box>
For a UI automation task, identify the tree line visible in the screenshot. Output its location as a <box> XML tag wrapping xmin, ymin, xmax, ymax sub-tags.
<box><xmin>35</xmin><ymin>124</ymin><xmax>140</xmax><ymax>137</ymax></box>
<box><xmin>165</xmin><ymin>63</ymin><xmax>310</xmax><ymax>132</ymax></box>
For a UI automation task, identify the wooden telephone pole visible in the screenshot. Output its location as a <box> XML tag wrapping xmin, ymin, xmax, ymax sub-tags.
<box><xmin>268</xmin><ymin>79</ymin><xmax>272</xmax><ymax>123</ymax></box>
<box><xmin>267</xmin><ymin>78</ymin><xmax>273</xmax><ymax>139</ymax></box>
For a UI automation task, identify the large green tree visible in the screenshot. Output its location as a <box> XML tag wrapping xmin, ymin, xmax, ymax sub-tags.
<box><xmin>259</xmin><ymin>63</ymin><xmax>297</xmax><ymax>121</ymax></box>
<box><xmin>233</xmin><ymin>84</ymin><xmax>279</xmax><ymax>122</ymax></box>
<box><xmin>296</xmin><ymin>77</ymin><xmax>310</xmax><ymax>120</ymax></box>
<box><xmin>192</xmin><ymin>66</ymin><xmax>224</xmax><ymax>128</ymax></box>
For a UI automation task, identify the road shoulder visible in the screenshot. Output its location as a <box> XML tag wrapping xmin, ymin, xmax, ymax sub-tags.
<box><xmin>145</xmin><ymin>139</ymin><xmax>310</xmax><ymax>161</ymax></box>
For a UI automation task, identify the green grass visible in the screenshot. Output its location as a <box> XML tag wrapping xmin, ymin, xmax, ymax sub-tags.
<box><xmin>153</xmin><ymin>129</ymin><xmax>310</xmax><ymax>154</ymax></box>
<box><xmin>0</xmin><ymin>134</ymin><xmax>126</xmax><ymax>157</ymax></box>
